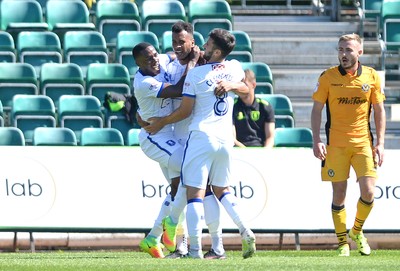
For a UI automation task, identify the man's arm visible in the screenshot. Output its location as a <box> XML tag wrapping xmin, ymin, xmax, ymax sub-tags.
<box><xmin>215</xmin><ymin>81</ymin><xmax>249</xmax><ymax>99</ymax></box>
<box><xmin>144</xmin><ymin>96</ymin><xmax>195</xmax><ymax>134</ymax></box>
<box><xmin>373</xmin><ymin>102</ymin><xmax>386</xmax><ymax>166</ymax></box>
<box><xmin>311</xmin><ymin>101</ymin><xmax>326</xmax><ymax>160</ymax></box>
<box><xmin>263</xmin><ymin>122</ymin><xmax>275</xmax><ymax>148</ymax></box>
<box><xmin>233</xmin><ymin>125</ymin><xmax>246</xmax><ymax>147</ymax></box>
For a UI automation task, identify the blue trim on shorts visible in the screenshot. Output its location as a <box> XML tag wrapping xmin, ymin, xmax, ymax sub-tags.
<box><xmin>219</xmin><ymin>191</ymin><xmax>231</xmax><ymax>202</ymax></box>
<box><xmin>188</xmin><ymin>198</ymin><xmax>203</xmax><ymax>204</ymax></box>
<box><xmin>146</xmin><ymin>134</ymin><xmax>172</xmax><ymax>156</ymax></box>
<box><xmin>205</xmin><ymin>191</ymin><xmax>214</xmax><ymax>197</ymax></box>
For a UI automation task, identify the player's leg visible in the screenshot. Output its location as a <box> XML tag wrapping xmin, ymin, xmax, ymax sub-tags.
<box><xmin>186</xmin><ymin>185</ymin><xmax>206</xmax><ymax>258</ymax></box>
<box><xmin>349</xmin><ymin>147</ymin><xmax>377</xmax><ymax>256</ymax></box>
<box><xmin>203</xmin><ymin>187</ymin><xmax>226</xmax><ymax>259</ymax></box>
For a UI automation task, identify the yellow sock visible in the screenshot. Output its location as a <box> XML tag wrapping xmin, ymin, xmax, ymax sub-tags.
<box><xmin>332</xmin><ymin>204</ymin><xmax>347</xmax><ymax>247</ymax></box>
<box><xmin>352</xmin><ymin>198</ymin><xmax>374</xmax><ymax>234</ymax></box>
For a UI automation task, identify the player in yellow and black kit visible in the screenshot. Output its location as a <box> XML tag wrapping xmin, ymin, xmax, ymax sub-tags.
<box><xmin>311</xmin><ymin>33</ymin><xmax>386</xmax><ymax>257</ymax></box>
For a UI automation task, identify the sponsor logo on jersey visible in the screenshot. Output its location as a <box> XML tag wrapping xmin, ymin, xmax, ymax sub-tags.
<box><xmin>337</xmin><ymin>96</ymin><xmax>367</xmax><ymax>105</ymax></box>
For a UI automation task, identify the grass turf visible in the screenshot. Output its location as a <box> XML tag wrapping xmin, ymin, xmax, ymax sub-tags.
<box><xmin>0</xmin><ymin>250</ymin><xmax>399</xmax><ymax>271</ymax></box>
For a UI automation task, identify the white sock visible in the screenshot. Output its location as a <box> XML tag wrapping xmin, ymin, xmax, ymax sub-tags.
<box><xmin>219</xmin><ymin>192</ymin><xmax>247</xmax><ymax>234</ymax></box>
<box><xmin>176</xmin><ymin>210</ymin><xmax>188</xmax><ymax>254</ymax></box>
<box><xmin>186</xmin><ymin>199</ymin><xmax>204</xmax><ymax>254</ymax></box>
<box><xmin>148</xmin><ymin>194</ymin><xmax>172</xmax><ymax>238</ymax></box>
<box><xmin>169</xmin><ymin>185</ymin><xmax>187</xmax><ymax>224</ymax></box>
<box><xmin>204</xmin><ymin>192</ymin><xmax>224</xmax><ymax>255</ymax></box>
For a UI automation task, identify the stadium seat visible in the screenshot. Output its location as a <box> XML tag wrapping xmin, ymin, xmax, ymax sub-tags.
<box><xmin>226</xmin><ymin>30</ymin><xmax>253</xmax><ymax>62</ymax></box>
<box><xmin>33</xmin><ymin>127</ymin><xmax>78</xmax><ymax>146</ymax></box>
<box><xmin>0</xmin><ymin>100</ymin><xmax>4</xmax><ymax>127</ymax></box>
<box><xmin>116</xmin><ymin>30</ymin><xmax>160</xmax><ymax>79</ymax></box>
<box><xmin>127</xmin><ymin>128</ymin><xmax>140</xmax><ymax>146</ymax></box>
<box><xmin>0</xmin><ymin>31</ymin><xmax>16</xmax><ymax>63</ymax></box>
<box><xmin>86</xmin><ymin>63</ymin><xmax>131</xmax><ymax>103</ymax></box>
<box><xmin>188</xmin><ymin>0</ymin><xmax>233</xmax><ymax>38</ymax></box>
<box><xmin>380</xmin><ymin>0</ymin><xmax>400</xmax><ymax>59</ymax></box>
<box><xmin>0</xmin><ymin>127</ymin><xmax>25</xmax><ymax>146</ymax></box>
<box><xmin>63</xmin><ymin>31</ymin><xmax>108</xmax><ymax>76</ymax></box>
<box><xmin>161</xmin><ymin>31</ymin><xmax>205</xmax><ymax>53</ymax></box>
<box><xmin>241</xmin><ymin>62</ymin><xmax>274</xmax><ymax>94</ymax></box>
<box><xmin>17</xmin><ymin>31</ymin><xmax>62</xmax><ymax>77</ymax></box>
<box><xmin>274</xmin><ymin>127</ymin><xmax>313</xmax><ymax>148</ymax></box>
<box><xmin>257</xmin><ymin>94</ymin><xmax>295</xmax><ymax>128</ymax></box>
<box><xmin>80</xmin><ymin>127</ymin><xmax>124</xmax><ymax>146</ymax></box>
<box><xmin>96</xmin><ymin>1</ymin><xmax>141</xmax><ymax>49</ymax></box>
<box><xmin>0</xmin><ymin>62</ymin><xmax>38</xmax><ymax>110</ymax></box>
<box><xmin>40</xmin><ymin>63</ymin><xmax>85</xmax><ymax>108</ymax></box>
<box><xmin>106</xmin><ymin>109</ymin><xmax>140</xmax><ymax>145</ymax></box>
<box><xmin>10</xmin><ymin>94</ymin><xmax>56</xmax><ymax>144</ymax></box>
<box><xmin>46</xmin><ymin>0</ymin><xmax>95</xmax><ymax>42</ymax></box>
<box><xmin>58</xmin><ymin>95</ymin><xmax>104</xmax><ymax>141</ymax></box>
<box><xmin>141</xmin><ymin>0</ymin><xmax>186</xmax><ymax>45</ymax></box>
<box><xmin>0</xmin><ymin>0</ymin><xmax>48</xmax><ymax>40</ymax></box>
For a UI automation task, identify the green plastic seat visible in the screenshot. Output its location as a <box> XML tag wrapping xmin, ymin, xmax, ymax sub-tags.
<box><xmin>80</xmin><ymin>127</ymin><xmax>124</xmax><ymax>146</ymax></box>
<box><xmin>141</xmin><ymin>0</ymin><xmax>186</xmax><ymax>44</ymax></box>
<box><xmin>241</xmin><ymin>62</ymin><xmax>274</xmax><ymax>94</ymax></box>
<box><xmin>96</xmin><ymin>1</ymin><xmax>141</xmax><ymax>49</ymax></box>
<box><xmin>45</xmin><ymin>0</ymin><xmax>95</xmax><ymax>42</ymax></box>
<box><xmin>188</xmin><ymin>0</ymin><xmax>233</xmax><ymax>38</ymax></box>
<box><xmin>0</xmin><ymin>0</ymin><xmax>48</xmax><ymax>40</ymax></box>
<box><xmin>0</xmin><ymin>100</ymin><xmax>4</xmax><ymax>126</ymax></box>
<box><xmin>257</xmin><ymin>94</ymin><xmax>295</xmax><ymax>128</ymax></box>
<box><xmin>40</xmin><ymin>63</ymin><xmax>85</xmax><ymax>108</ymax></box>
<box><xmin>86</xmin><ymin>63</ymin><xmax>131</xmax><ymax>103</ymax></box>
<box><xmin>381</xmin><ymin>0</ymin><xmax>400</xmax><ymax>51</ymax></box>
<box><xmin>363</xmin><ymin>0</ymin><xmax>383</xmax><ymax>20</ymax></box>
<box><xmin>226</xmin><ymin>30</ymin><xmax>253</xmax><ymax>62</ymax></box>
<box><xmin>127</xmin><ymin>128</ymin><xmax>140</xmax><ymax>146</ymax></box>
<box><xmin>274</xmin><ymin>127</ymin><xmax>313</xmax><ymax>148</ymax></box>
<box><xmin>11</xmin><ymin>94</ymin><xmax>56</xmax><ymax>144</ymax></box>
<box><xmin>58</xmin><ymin>95</ymin><xmax>104</xmax><ymax>142</ymax></box>
<box><xmin>161</xmin><ymin>30</ymin><xmax>205</xmax><ymax>53</ymax></box>
<box><xmin>0</xmin><ymin>62</ymin><xmax>38</xmax><ymax>110</ymax></box>
<box><xmin>116</xmin><ymin>31</ymin><xmax>160</xmax><ymax>79</ymax></box>
<box><xmin>63</xmin><ymin>31</ymin><xmax>108</xmax><ymax>76</ymax></box>
<box><xmin>33</xmin><ymin>127</ymin><xmax>77</xmax><ymax>146</ymax></box>
<box><xmin>0</xmin><ymin>31</ymin><xmax>16</xmax><ymax>63</ymax></box>
<box><xmin>0</xmin><ymin>127</ymin><xmax>25</xmax><ymax>146</ymax></box>
<box><xmin>17</xmin><ymin>31</ymin><xmax>62</xmax><ymax>77</ymax></box>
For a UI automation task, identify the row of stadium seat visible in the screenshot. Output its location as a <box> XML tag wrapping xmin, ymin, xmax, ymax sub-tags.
<box><xmin>0</xmin><ymin>125</ymin><xmax>312</xmax><ymax>148</ymax></box>
<box><xmin>0</xmin><ymin>126</ymin><xmax>140</xmax><ymax>146</ymax></box>
<box><xmin>0</xmin><ymin>29</ymin><xmax>254</xmax><ymax>78</ymax></box>
<box><xmin>1</xmin><ymin>0</ymin><xmax>233</xmax><ymax>49</ymax></box>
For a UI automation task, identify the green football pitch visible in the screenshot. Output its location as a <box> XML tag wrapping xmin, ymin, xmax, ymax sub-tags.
<box><xmin>0</xmin><ymin>250</ymin><xmax>399</xmax><ymax>271</ymax></box>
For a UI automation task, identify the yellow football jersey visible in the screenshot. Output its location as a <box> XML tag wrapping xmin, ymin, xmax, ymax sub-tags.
<box><xmin>312</xmin><ymin>64</ymin><xmax>385</xmax><ymax>147</ymax></box>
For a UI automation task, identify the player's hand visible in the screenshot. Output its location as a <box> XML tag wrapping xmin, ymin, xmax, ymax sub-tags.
<box><xmin>197</xmin><ymin>51</ymin><xmax>207</xmax><ymax>66</ymax></box>
<box><xmin>143</xmin><ymin>117</ymin><xmax>164</xmax><ymax>134</ymax></box>
<box><xmin>136</xmin><ymin>112</ymin><xmax>150</xmax><ymax>128</ymax></box>
<box><xmin>215</xmin><ymin>80</ymin><xmax>232</xmax><ymax>96</ymax></box>
<box><xmin>313</xmin><ymin>142</ymin><xmax>327</xmax><ymax>161</ymax></box>
<box><xmin>189</xmin><ymin>45</ymin><xmax>201</xmax><ymax>63</ymax></box>
<box><xmin>374</xmin><ymin>144</ymin><xmax>384</xmax><ymax>167</ymax></box>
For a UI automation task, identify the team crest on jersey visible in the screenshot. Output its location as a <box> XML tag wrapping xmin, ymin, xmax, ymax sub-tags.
<box><xmin>328</xmin><ymin>169</ymin><xmax>335</xmax><ymax>177</ymax></box>
<box><xmin>212</xmin><ymin>64</ymin><xmax>225</xmax><ymax>71</ymax></box>
<box><xmin>361</xmin><ymin>83</ymin><xmax>370</xmax><ymax>92</ymax></box>
<box><xmin>149</xmin><ymin>83</ymin><xmax>158</xmax><ymax>91</ymax></box>
<box><xmin>313</xmin><ymin>82</ymin><xmax>319</xmax><ymax>93</ymax></box>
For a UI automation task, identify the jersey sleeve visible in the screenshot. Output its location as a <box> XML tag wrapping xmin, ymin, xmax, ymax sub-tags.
<box><xmin>312</xmin><ymin>71</ymin><xmax>329</xmax><ymax>104</ymax></box>
<box><xmin>182</xmin><ymin>69</ymin><xmax>196</xmax><ymax>98</ymax></box>
<box><xmin>370</xmin><ymin>69</ymin><xmax>385</xmax><ymax>104</ymax></box>
<box><xmin>137</xmin><ymin>76</ymin><xmax>164</xmax><ymax>98</ymax></box>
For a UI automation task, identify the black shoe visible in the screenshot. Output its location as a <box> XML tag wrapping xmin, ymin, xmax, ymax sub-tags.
<box><xmin>203</xmin><ymin>249</ymin><xmax>227</xmax><ymax>260</ymax></box>
<box><xmin>164</xmin><ymin>250</ymin><xmax>188</xmax><ymax>259</ymax></box>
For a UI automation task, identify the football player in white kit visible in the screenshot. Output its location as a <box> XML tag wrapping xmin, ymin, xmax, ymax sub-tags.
<box><xmin>132</xmin><ymin>41</ymin><xmax>200</xmax><ymax>258</ymax></box>
<box><xmin>145</xmin><ymin>29</ymin><xmax>257</xmax><ymax>259</ymax></box>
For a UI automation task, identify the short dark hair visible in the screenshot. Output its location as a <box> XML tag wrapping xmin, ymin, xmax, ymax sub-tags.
<box><xmin>172</xmin><ymin>21</ymin><xmax>193</xmax><ymax>35</ymax></box>
<box><xmin>132</xmin><ymin>42</ymin><xmax>153</xmax><ymax>59</ymax></box>
<box><xmin>208</xmin><ymin>28</ymin><xmax>235</xmax><ymax>58</ymax></box>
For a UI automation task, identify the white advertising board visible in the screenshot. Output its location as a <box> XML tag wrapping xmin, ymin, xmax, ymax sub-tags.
<box><xmin>0</xmin><ymin>147</ymin><xmax>399</xmax><ymax>231</ymax></box>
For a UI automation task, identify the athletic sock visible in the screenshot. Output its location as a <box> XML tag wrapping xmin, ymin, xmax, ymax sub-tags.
<box><xmin>219</xmin><ymin>192</ymin><xmax>247</xmax><ymax>234</ymax></box>
<box><xmin>332</xmin><ymin>204</ymin><xmax>348</xmax><ymax>247</ymax></box>
<box><xmin>186</xmin><ymin>198</ymin><xmax>204</xmax><ymax>253</ymax></box>
<box><xmin>204</xmin><ymin>192</ymin><xmax>224</xmax><ymax>255</ymax></box>
<box><xmin>352</xmin><ymin>198</ymin><xmax>374</xmax><ymax>234</ymax></box>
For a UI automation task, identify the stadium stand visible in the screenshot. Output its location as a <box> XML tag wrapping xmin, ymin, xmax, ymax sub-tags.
<box><xmin>0</xmin><ymin>100</ymin><xmax>3</xmax><ymax>127</ymax></box>
<box><xmin>80</xmin><ymin>127</ymin><xmax>124</xmax><ymax>146</ymax></box>
<box><xmin>257</xmin><ymin>94</ymin><xmax>295</xmax><ymax>128</ymax></box>
<box><xmin>86</xmin><ymin>63</ymin><xmax>131</xmax><ymax>103</ymax></box>
<box><xmin>0</xmin><ymin>31</ymin><xmax>16</xmax><ymax>63</ymax></box>
<box><xmin>226</xmin><ymin>30</ymin><xmax>253</xmax><ymax>62</ymax></box>
<box><xmin>273</xmin><ymin>127</ymin><xmax>313</xmax><ymax>147</ymax></box>
<box><xmin>127</xmin><ymin>128</ymin><xmax>141</xmax><ymax>146</ymax></box>
<box><xmin>17</xmin><ymin>31</ymin><xmax>63</xmax><ymax>77</ymax></box>
<box><xmin>63</xmin><ymin>30</ymin><xmax>108</xmax><ymax>76</ymax></box>
<box><xmin>58</xmin><ymin>95</ymin><xmax>104</xmax><ymax>142</ymax></box>
<box><xmin>0</xmin><ymin>127</ymin><xmax>25</xmax><ymax>146</ymax></box>
<box><xmin>33</xmin><ymin>127</ymin><xmax>78</xmax><ymax>146</ymax></box>
<box><xmin>0</xmin><ymin>0</ymin><xmax>48</xmax><ymax>41</ymax></box>
<box><xmin>10</xmin><ymin>94</ymin><xmax>56</xmax><ymax>144</ymax></box>
<box><xmin>40</xmin><ymin>62</ymin><xmax>85</xmax><ymax>108</ymax></box>
<box><xmin>96</xmin><ymin>0</ymin><xmax>141</xmax><ymax>49</ymax></box>
<box><xmin>0</xmin><ymin>62</ymin><xmax>38</xmax><ymax>110</ymax></box>
<box><xmin>241</xmin><ymin>62</ymin><xmax>274</xmax><ymax>94</ymax></box>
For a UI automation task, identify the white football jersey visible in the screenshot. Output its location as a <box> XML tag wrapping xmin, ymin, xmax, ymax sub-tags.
<box><xmin>134</xmin><ymin>54</ymin><xmax>174</xmax><ymax>134</ymax></box>
<box><xmin>183</xmin><ymin>59</ymin><xmax>245</xmax><ymax>142</ymax></box>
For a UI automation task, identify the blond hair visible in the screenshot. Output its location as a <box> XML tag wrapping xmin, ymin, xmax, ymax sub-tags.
<box><xmin>339</xmin><ymin>33</ymin><xmax>362</xmax><ymax>46</ymax></box>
